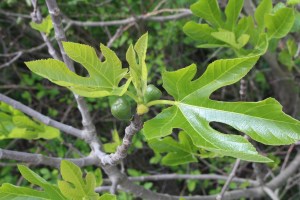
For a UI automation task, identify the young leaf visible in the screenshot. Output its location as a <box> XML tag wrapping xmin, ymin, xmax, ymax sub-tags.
<box><xmin>58</xmin><ymin>160</ymin><xmax>100</xmax><ymax>200</ymax></box>
<box><xmin>144</xmin><ymin>54</ymin><xmax>300</xmax><ymax>163</ymax></box>
<box><xmin>254</xmin><ymin>0</ymin><xmax>272</xmax><ymax>30</ymax></box>
<box><xmin>211</xmin><ymin>30</ymin><xmax>249</xmax><ymax>49</ymax></box>
<box><xmin>0</xmin><ymin>165</ymin><xmax>66</xmax><ymax>200</ymax></box>
<box><xmin>126</xmin><ymin>33</ymin><xmax>148</xmax><ymax>98</ymax></box>
<box><xmin>0</xmin><ymin>161</ymin><xmax>108</xmax><ymax>200</ymax></box>
<box><xmin>148</xmin><ymin>131</ymin><xmax>198</xmax><ymax>165</ymax></box>
<box><xmin>0</xmin><ymin>183</ymin><xmax>51</xmax><ymax>200</ymax></box>
<box><xmin>265</xmin><ymin>7</ymin><xmax>295</xmax><ymax>39</ymax></box>
<box><xmin>183</xmin><ymin>22</ymin><xmax>224</xmax><ymax>47</ymax></box>
<box><xmin>278</xmin><ymin>50</ymin><xmax>294</xmax><ymax>71</ymax></box>
<box><xmin>235</xmin><ymin>17</ymin><xmax>250</xmax><ymax>38</ymax></box>
<box><xmin>94</xmin><ymin>168</ymin><xmax>103</xmax><ymax>187</ymax></box>
<box><xmin>225</xmin><ymin>0</ymin><xmax>244</xmax><ymax>31</ymax></box>
<box><xmin>18</xmin><ymin>165</ymin><xmax>66</xmax><ymax>200</ymax></box>
<box><xmin>190</xmin><ymin>0</ymin><xmax>224</xmax><ymax>28</ymax></box>
<box><xmin>185</xmin><ymin>0</ymin><xmax>295</xmax><ymax>54</ymax></box>
<box><xmin>103</xmin><ymin>129</ymin><xmax>121</xmax><ymax>153</ymax></box>
<box><xmin>30</xmin><ymin>15</ymin><xmax>53</xmax><ymax>35</ymax></box>
<box><xmin>25</xmin><ymin>43</ymin><xmax>131</xmax><ymax>98</ymax></box>
<box><xmin>287</xmin><ymin>38</ymin><xmax>297</xmax><ymax>56</ymax></box>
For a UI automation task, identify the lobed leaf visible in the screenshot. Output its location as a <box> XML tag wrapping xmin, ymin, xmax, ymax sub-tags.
<box><xmin>185</xmin><ymin>0</ymin><xmax>296</xmax><ymax>52</ymax></box>
<box><xmin>144</xmin><ymin>54</ymin><xmax>300</xmax><ymax>163</ymax></box>
<box><xmin>18</xmin><ymin>165</ymin><xmax>65</xmax><ymax>200</ymax></box>
<box><xmin>183</xmin><ymin>22</ymin><xmax>224</xmax><ymax>47</ymax></box>
<box><xmin>30</xmin><ymin>15</ymin><xmax>53</xmax><ymax>35</ymax></box>
<box><xmin>225</xmin><ymin>0</ymin><xmax>244</xmax><ymax>31</ymax></box>
<box><xmin>265</xmin><ymin>7</ymin><xmax>295</xmax><ymax>39</ymax></box>
<box><xmin>190</xmin><ymin>0</ymin><xmax>224</xmax><ymax>28</ymax></box>
<box><xmin>58</xmin><ymin>160</ymin><xmax>100</xmax><ymax>200</ymax></box>
<box><xmin>0</xmin><ymin>161</ymin><xmax>111</xmax><ymax>200</ymax></box>
<box><xmin>126</xmin><ymin>33</ymin><xmax>148</xmax><ymax>97</ymax></box>
<box><xmin>0</xmin><ymin>184</ymin><xmax>50</xmax><ymax>200</ymax></box>
<box><xmin>211</xmin><ymin>30</ymin><xmax>249</xmax><ymax>49</ymax></box>
<box><xmin>25</xmin><ymin>43</ymin><xmax>130</xmax><ymax>98</ymax></box>
<box><xmin>254</xmin><ymin>0</ymin><xmax>272</xmax><ymax>30</ymax></box>
<box><xmin>0</xmin><ymin>165</ymin><xmax>66</xmax><ymax>200</ymax></box>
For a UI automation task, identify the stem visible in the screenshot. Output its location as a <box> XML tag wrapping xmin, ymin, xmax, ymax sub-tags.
<box><xmin>99</xmin><ymin>115</ymin><xmax>143</xmax><ymax>166</ymax></box>
<box><xmin>146</xmin><ymin>99</ymin><xmax>177</xmax><ymax>107</ymax></box>
<box><xmin>125</xmin><ymin>91</ymin><xmax>139</xmax><ymax>102</ymax></box>
<box><xmin>0</xmin><ymin>148</ymin><xmax>97</xmax><ymax>168</ymax></box>
<box><xmin>0</xmin><ymin>93</ymin><xmax>84</xmax><ymax>139</ymax></box>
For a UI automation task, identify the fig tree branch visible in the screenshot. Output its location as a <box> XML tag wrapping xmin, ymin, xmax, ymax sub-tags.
<box><xmin>66</xmin><ymin>9</ymin><xmax>192</xmax><ymax>27</ymax></box>
<box><xmin>102</xmin><ymin>173</ymin><xmax>259</xmax><ymax>186</ymax></box>
<box><xmin>0</xmin><ymin>93</ymin><xmax>84</xmax><ymax>139</ymax></box>
<box><xmin>0</xmin><ymin>148</ymin><xmax>98</xmax><ymax>168</ymax></box>
<box><xmin>100</xmin><ymin>115</ymin><xmax>143</xmax><ymax>166</ymax></box>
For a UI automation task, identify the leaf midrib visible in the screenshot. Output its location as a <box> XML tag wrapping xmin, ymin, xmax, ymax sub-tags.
<box><xmin>178</xmin><ymin>102</ymin><xmax>298</xmax><ymax>126</ymax></box>
<box><xmin>180</xmin><ymin>56</ymin><xmax>257</xmax><ymax>102</ymax></box>
<box><xmin>267</xmin><ymin>9</ymin><xmax>292</xmax><ymax>38</ymax></box>
<box><xmin>75</xmin><ymin>53</ymin><xmax>114</xmax><ymax>87</ymax></box>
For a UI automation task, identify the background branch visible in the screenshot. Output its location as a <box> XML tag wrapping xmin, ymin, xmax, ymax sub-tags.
<box><xmin>0</xmin><ymin>148</ymin><xmax>98</xmax><ymax>168</ymax></box>
<box><xmin>66</xmin><ymin>9</ymin><xmax>192</xmax><ymax>27</ymax></box>
<box><xmin>0</xmin><ymin>93</ymin><xmax>84</xmax><ymax>139</ymax></box>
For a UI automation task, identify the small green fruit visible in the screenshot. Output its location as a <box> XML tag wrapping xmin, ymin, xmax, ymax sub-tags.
<box><xmin>111</xmin><ymin>97</ymin><xmax>132</xmax><ymax>120</ymax></box>
<box><xmin>144</xmin><ymin>84</ymin><xmax>162</xmax><ymax>103</ymax></box>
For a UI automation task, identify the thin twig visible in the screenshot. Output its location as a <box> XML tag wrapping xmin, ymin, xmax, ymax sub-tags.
<box><xmin>66</xmin><ymin>9</ymin><xmax>192</xmax><ymax>27</ymax></box>
<box><xmin>30</xmin><ymin>0</ymin><xmax>62</xmax><ymax>60</ymax></box>
<box><xmin>103</xmin><ymin>173</ymin><xmax>258</xmax><ymax>186</ymax></box>
<box><xmin>0</xmin><ymin>148</ymin><xmax>98</xmax><ymax>168</ymax></box>
<box><xmin>216</xmin><ymin>159</ymin><xmax>241</xmax><ymax>200</ymax></box>
<box><xmin>281</xmin><ymin>144</ymin><xmax>295</xmax><ymax>171</ymax></box>
<box><xmin>0</xmin><ymin>93</ymin><xmax>84</xmax><ymax>139</ymax></box>
<box><xmin>0</xmin><ymin>52</ymin><xmax>22</xmax><ymax>69</ymax></box>
<box><xmin>0</xmin><ymin>23</ymin><xmax>71</xmax><ymax>58</ymax></box>
<box><xmin>0</xmin><ymin>9</ymin><xmax>31</xmax><ymax>19</ymax></box>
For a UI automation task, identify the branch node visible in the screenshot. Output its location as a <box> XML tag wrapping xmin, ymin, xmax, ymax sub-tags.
<box><xmin>49</xmin><ymin>8</ymin><xmax>60</xmax><ymax>16</ymax></box>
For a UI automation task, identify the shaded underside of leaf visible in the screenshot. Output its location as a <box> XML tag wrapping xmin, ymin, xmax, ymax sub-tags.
<box><xmin>148</xmin><ymin>131</ymin><xmax>198</xmax><ymax>165</ymax></box>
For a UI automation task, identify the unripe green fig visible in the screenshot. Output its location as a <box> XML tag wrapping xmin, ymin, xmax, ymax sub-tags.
<box><xmin>111</xmin><ymin>97</ymin><xmax>132</xmax><ymax>120</ymax></box>
<box><xmin>144</xmin><ymin>84</ymin><xmax>162</xmax><ymax>103</ymax></box>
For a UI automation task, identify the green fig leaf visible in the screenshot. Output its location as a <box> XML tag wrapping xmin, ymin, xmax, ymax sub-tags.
<box><xmin>25</xmin><ymin>43</ymin><xmax>130</xmax><ymax>98</ymax></box>
<box><xmin>144</xmin><ymin>54</ymin><xmax>300</xmax><ymax>163</ymax></box>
